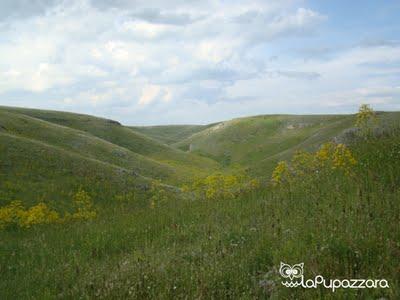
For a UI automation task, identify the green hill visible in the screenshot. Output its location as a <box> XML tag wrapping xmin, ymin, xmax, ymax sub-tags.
<box><xmin>159</xmin><ymin>112</ymin><xmax>394</xmax><ymax>177</ymax></box>
<box><xmin>130</xmin><ymin>124</ymin><xmax>213</xmax><ymax>145</ymax></box>
<box><xmin>0</xmin><ymin>110</ymin><xmax>175</xmax><ymax>176</ymax></box>
<box><xmin>0</xmin><ymin>106</ymin><xmax>221</xmax><ymax>206</ymax></box>
<box><xmin>131</xmin><ymin>112</ymin><xmax>397</xmax><ymax>177</ymax></box>
<box><xmin>172</xmin><ymin>114</ymin><xmax>355</xmax><ymax>173</ymax></box>
<box><xmin>0</xmin><ymin>131</ymin><xmax>151</xmax><ymax>207</ymax></box>
<box><xmin>2</xmin><ymin>106</ymin><xmax>399</xmax><ymax>205</ymax></box>
<box><xmin>0</xmin><ymin>107</ymin><xmax>219</xmax><ymax>184</ymax></box>
<box><xmin>1</xmin><ymin>105</ymin><xmax>400</xmax><ymax>298</ymax></box>
<box><xmin>11</xmin><ymin>106</ymin><xmax>394</xmax><ymax>185</ymax></box>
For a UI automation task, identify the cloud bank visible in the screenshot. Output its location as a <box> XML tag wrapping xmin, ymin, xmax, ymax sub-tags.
<box><xmin>0</xmin><ymin>0</ymin><xmax>399</xmax><ymax>124</ymax></box>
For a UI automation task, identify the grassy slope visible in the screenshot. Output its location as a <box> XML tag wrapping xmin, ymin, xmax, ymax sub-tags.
<box><xmin>0</xmin><ymin>110</ymin><xmax>176</xmax><ymax>177</ymax></box>
<box><xmin>1</xmin><ymin>107</ymin><xmax>400</xmax><ymax>298</ymax></box>
<box><xmin>0</xmin><ymin>107</ymin><xmax>219</xmax><ymax>183</ymax></box>
<box><xmin>1</xmin><ymin>130</ymin><xmax>399</xmax><ymax>299</ymax></box>
<box><xmin>173</xmin><ymin>114</ymin><xmax>358</xmax><ymax>174</ymax></box>
<box><xmin>0</xmin><ymin>131</ymin><xmax>150</xmax><ymax>208</ymax></box>
<box><xmin>130</xmin><ymin>124</ymin><xmax>215</xmax><ymax>145</ymax></box>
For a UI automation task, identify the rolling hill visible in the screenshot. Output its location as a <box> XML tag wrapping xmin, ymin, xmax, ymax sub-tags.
<box><xmin>130</xmin><ymin>124</ymin><xmax>213</xmax><ymax>145</ymax></box>
<box><xmin>0</xmin><ymin>107</ymin><xmax>219</xmax><ymax>183</ymax></box>
<box><xmin>139</xmin><ymin>115</ymin><xmax>355</xmax><ymax>174</ymax></box>
<box><xmin>1</xmin><ymin>105</ymin><xmax>400</xmax><ymax>299</ymax></box>
<box><xmin>0</xmin><ymin>106</ymin><xmax>220</xmax><ymax>206</ymax></box>
<box><xmin>2</xmin><ymin>105</ymin><xmax>399</xmax><ymax>206</ymax></box>
<box><xmin>0</xmin><ymin>130</ymin><xmax>151</xmax><ymax>207</ymax></box>
<box><xmin>137</xmin><ymin>112</ymin><xmax>399</xmax><ymax>176</ymax></box>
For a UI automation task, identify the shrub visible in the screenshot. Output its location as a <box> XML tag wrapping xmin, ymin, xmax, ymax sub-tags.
<box><xmin>69</xmin><ymin>189</ymin><xmax>97</xmax><ymax>221</ymax></box>
<box><xmin>0</xmin><ymin>189</ymin><xmax>97</xmax><ymax>230</ymax></box>
<box><xmin>0</xmin><ymin>200</ymin><xmax>24</xmax><ymax>229</ymax></box>
<box><xmin>271</xmin><ymin>161</ymin><xmax>291</xmax><ymax>186</ymax></box>
<box><xmin>18</xmin><ymin>203</ymin><xmax>61</xmax><ymax>228</ymax></box>
<box><xmin>149</xmin><ymin>180</ymin><xmax>170</xmax><ymax>209</ymax></box>
<box><xmin>271</xmin><ymin>142</ymin><xmax>357</xmax><ymax>187</ymax></box>
<box><xmin>0</xmin><ymin>200</ymin><xmax>60</xmax><ymax>229</ymax></box>
<box><xmin>356</xmin><ymin>104</ymin><xmax>378</xmax><ymax>136</ymax></box>
<box><xmin>183</xmin><ymin>172</ymin><xmax>259</xmax><ymax>200</ymax></box>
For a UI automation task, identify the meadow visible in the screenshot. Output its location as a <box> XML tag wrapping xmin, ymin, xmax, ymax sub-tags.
<box><xmin>0</xmin><ymin>105</ymin><xmax>399</xmax><ymax>299</ymax></box>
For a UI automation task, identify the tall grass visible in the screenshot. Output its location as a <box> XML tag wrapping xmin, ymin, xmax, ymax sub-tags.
<box><xmin>1</xmin><ymin>130</ymin><xmax>399</xmax><ymax>299</ymax></box>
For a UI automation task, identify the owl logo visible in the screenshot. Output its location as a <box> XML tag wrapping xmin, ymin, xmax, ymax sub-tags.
<box><xmin>279</xmin><ymin>262</ymin><xmax>304</xmax><ymax>287</ymax></box>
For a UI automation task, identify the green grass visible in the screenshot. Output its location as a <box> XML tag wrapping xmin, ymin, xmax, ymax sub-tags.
<box><xmin>1</xmin><ymin>106</ymin><xmax>399</xmax><ymax>299</ymax></box>
<box><xmin>0</xmin><ymin>131</ymin><xmax>151</xmax><ymax>208</ymax></box>
<box><xmin>173</xmin><ymin>115</ymin><xmax>355</xmax><ymax>171</ymax></box>
<box><xmin>130</xmin><ymin>124</ymin><xmax>215</xmax><ymax>145</ymax></box>
<box><xmin>0</xmin><ymin>106</ymin><xmax>219</xmax><ymax>184</ymax></box>
<box><xmin>0</xmin><ymin>110</ymin><xmax>176</xmax><ymax>178</ymax></box>
<box><xmin>170</xmin><ymin>113</ymin><xmax>400</xmax><ymax>177</ymax></box>
<box><xmin>0</xmin><ymin>106</ymin><xmax>218</xmax><ymax>209</ymax></box>
<box><xmin>1</xmin><ymin>133</ymin><xmax>399</xmax><ymax>299</ymax></box>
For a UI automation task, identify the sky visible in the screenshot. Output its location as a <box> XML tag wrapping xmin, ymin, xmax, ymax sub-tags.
<box><xmin>0</xmin><ymin>0</ymin><xmax>399</xmax><ymax>125</ymax></box>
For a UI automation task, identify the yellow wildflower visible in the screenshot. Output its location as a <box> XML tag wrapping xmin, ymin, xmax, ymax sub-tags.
<box><xmin>271</xmin><ymin>161</ymin><xmax>290</xmax><ymax>186</ymax></box>
<box><xmin>332</xmin><ymin>143</ymin><xmax>357</xmax><ymax>174</ymax></box>
<box><xmin>356</xmin><ymin>104</ymin><xmax>377</xmax><ymax>128</ymax></box>
<box><xmin>18</xmin><ymin>203</ymin><xmax>60</xmax><ymax>228</ymax></box>
<box><xmin>0</xmin><ymin>200</ymin><xmax>24</xmax><ymax>229</ymax></box>
<box><xmin>70</xmin><ymin>189</ymin><xmax>97</xmax><ymax>221</ymax></box>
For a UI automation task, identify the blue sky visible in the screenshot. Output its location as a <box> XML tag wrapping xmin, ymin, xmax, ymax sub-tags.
<box><xmin>0</xmin><ymin>0</ymin><xmax>399</xmax><ymax>125</ymax></box>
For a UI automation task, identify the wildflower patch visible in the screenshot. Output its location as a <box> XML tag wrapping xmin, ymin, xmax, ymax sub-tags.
<box><xmin>271</xmin><ymin>142</ymin><xmax>357</xmax><ymax>186</ymax></box>
<box><xmin>0</xmin><ymin>189</ymin><xmax>97</xmax><ymax>230</ymax></box>
<box><xmin>182</xmin><ymin>172</ymin><xmax>260</xmax><ymax>200</ymax></box>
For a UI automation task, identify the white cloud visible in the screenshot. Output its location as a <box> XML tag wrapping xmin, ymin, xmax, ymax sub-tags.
<box><xmin>226</xmin><ymin>44</ymin><xmax>400</xmax><ymax>109</ymax></box>
<box><xmin>0</xmin><ymin>0</ymin><xmax>398</xmax><ymax>124</ymax></box>
<box><xmin>139</xmin><ymin>84</ymin><xmax>161</xmax><ymax>105</ymax></box>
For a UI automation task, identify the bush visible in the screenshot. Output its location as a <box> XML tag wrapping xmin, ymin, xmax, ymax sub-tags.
<box><xmin>0</xmin><ymin>200</ymin><xmax>60</xmax><ymax>229</ymax></box>
<box><xmin>182</xmin><ymin>172</ymin><xmax>260</xmax><ymax>200</ymax></box>
<box><xmin>356</xmin><ymin>104</ymin><xmax>378</xmax><ymax>136</ymax></box>
<box><xmin>69</xmin><ymin>189</ymin><xmax>97</xmax><ymax>220</ymax></box>
<box><xmin>0</xmin><ymin>189</ymin><xmax>97</xmax><ymax>230</ymax></box>
<box><xmin>149</xmin><ymin>180</ymin><xmax>170</xmax><ymax>209</ymax></box>
<box><xmin>271</xmin><ymin>142</ymin><xmax>357</xmax><ymax>187</ymax></box>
